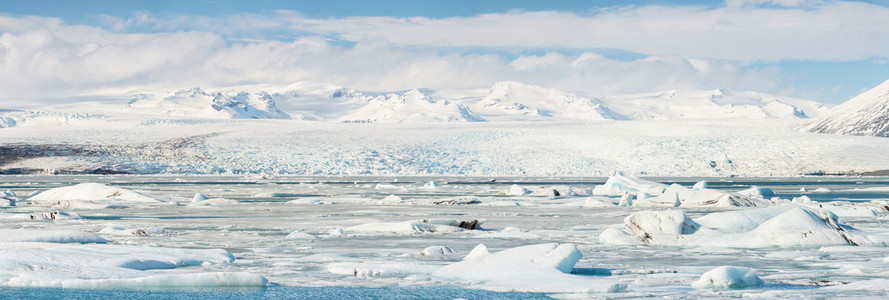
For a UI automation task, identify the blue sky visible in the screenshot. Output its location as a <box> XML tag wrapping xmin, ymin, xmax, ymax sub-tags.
<box><xmin>1</xmin><ymin>0</ymin><xmax>888</xmax><ymax>103</ymax></box>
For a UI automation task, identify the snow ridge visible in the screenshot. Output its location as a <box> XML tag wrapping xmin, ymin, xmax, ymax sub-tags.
<box><xmin>339</xmin><ymin>89</ymin><xmax>483</xmax><ymax>123</ymax></box>
<box><xmin>804</xmin><ymin>79</ymin><xmax>889</xmax><ymax>137</ymax></box>
<box><xmin>478</xmin><ymin>81</ymin><xmax>619</xmax><ymax>120</ymax></box>
<box><xmin>127</xmin><ymin>88</ymin><xmax>291</xmax><ymax>120</ymax></box>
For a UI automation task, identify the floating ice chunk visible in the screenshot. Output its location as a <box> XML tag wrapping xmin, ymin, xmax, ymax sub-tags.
<box><xmin>58</xmin><ymin>272</ymin><xmax>268</xmax><ymax>289</ymax></box>
<box><xmin>695</xmin><ymin>205</ymin><xmax>796</xmax><ymax>233</ymax></box>
<box><xmin>433</xmin><ymin>243</ymin><xmax>626</xmax><ymax>293</ymax></box>
<box><xmin>618</xmin><ymin>193</ymin><xmax>632</xmax><ymax>207</ymax></box>
<box><xmin>328</xmin><ymin>262</ymin><xmax>437</xmax><ymax>277</ymax></box>
<box><xmin>623</xmin><ymin>210</ymin><xmax>700</xmax><ymax>243</ymax></box>
<box><xmin>0</xmin><ymin>242</ymin><xmax>262</xmax><ymax>288</ymax></box>
<box><xmin>692</xmin><ymin>181</ymin><xmax>708</xmax><ymax>190</ymax></box>
<box><xmin>505</xmin><ymin>184</ymin><xmax>532</xmax><ymax>196</ymax></box>
<box><xmin>192</xmin><ymin>193</ymin><xmax>209</xmax><ymax>202</ymax></box>
<box><xmin>814</xmin><ymin>188</ymin><xmax>831</xmax><ymax>192</ymax></box>
<box><xmin>602</xmin><ymin>205</ymin><xmax>885</xmax><ymax>247</ymax></box>
<box><xmin>432</xmin><ymin>197</ymin><xmax>481</xmax><ymax>205</ymax></box>
<box><xmin>374</xmin><ymin>183</ymin><xmax>398</xmax><ymax>189</ymax></box>
<box><xmin>738</xmin><ymin>186</ymin><xmax>775</xmax><ymax>198</ymax></box>
<box><xmin>692</xmin><ymin>266</ymin><xmax>764</xmax><ymax>290</ymax></box>
<box><xmin>598</xmin><ymin>228</ymin><xmax>640</xmax><ymax>245</ymax></box>
<box><xmin>792</xmin><ymin>195</ymin><xmax>813</xmax><ymax>204</ymax></box>
<box><xmin>800</xmin><ymin>187</ymin><xmax>808</xmax><ymax>192</ymax></box>
<box><xmin>19</xmin><ymin>210</ymin><xmax>82</xmax><ymax>221</ymax></box>
<box><xmin>593</xmin><ymin>171</ymin><xmax>667</xmax><ymax>196</ymax></box>
<box><xmin>420</xmin><ymin>246</ymin><xmax>457</xmax><ymax>256</ymax></box>
<box><xmin>422</xmin><ymin>219</ymin><xmax>483</xmax><ymax>230</ymax></box>
<box><xmin>737</xmin><ymin>208</ymin><xmax>856</xmax><ymax>247</ymax></box>
<box><xmin>382</xmin><ymin>194</ymin><xmax>404</xmax><ymax>203</ymax></box>
<box><xmin>189</xmin><ymin>193</ymin><xmax>239</xmax><ymax>206</ymax></box>
<box><xmin>821</xmin><ymin>278</ymin><xmax>889</xmax><ymax>292</ymax></box>
<box><xmin>583</xmin><ymin>197</ymin><xmax>615</xmax><ymax>208</ymax></box>
<box><xmin>423</xmin><ymin>181</ymin><xmax>439</xmax><ymax>188</ymax></box>
<box><xmin>0</xmin><ymin>229</ymin><xmax>106</xmax><ymax>243</ymax></box>
<box><xmin>648</xmin><ymin>184</ymin><xmax>768</xmax><ymax>207</ymax></box>
<box><xmin>464</xmin><ymin>244</ymin><xmax>490</xmax><ymax>260</ymax></box>
<box><xmin>29</xmin><ymin>183</ymin><xmax>164</xmax><ymax>203</ymax></box>
<box><xmin>808</xmin><ymin>202</ymin><xmax>878</xmax><ymax>218</ymax></box>
<box><xmin>328</xmin><ymin>227</ymin><xmax>345</xmax><ymax>237</ymax></box>
<box><xmin>285</xmin><ymin>230</ymin><xmax>318</xmax><ymax>240</ymax></box>
<box><xmin>346</xmin><ymin>221</ymin><xmax>438</xmax><ymax>234</ymax></box>
<box><xmin>98</xmin><ymin>227</ymin><xmax>173</xmax><ymax>236</ymax></box>
<box><xmin>635</xmin><ymin>187</ymin><xmax>681</xmax><ymax>207</ymax></box>
<box><xmin>701</xmin><ymin>207</ymin><xmax>884</xmax><ymax>247</ymax></box>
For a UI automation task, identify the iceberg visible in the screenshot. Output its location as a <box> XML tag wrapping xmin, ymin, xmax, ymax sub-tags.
<box><xmin>433</xmin><ymin>243</ymin><xmax>626</xmax><ymax>293</ymax></box>
<box><xmin>691</xmin><ymin>266</ymin><xmax>764</xmax><ymax>290</ymax></box>
<box><xmin>0</xmin><ymin>243</ymin><xmax>265</xmax><ymax>288</ymax></box>
<box><xmin>0</xmin><ymin>229</ymin><xmax>107</xmax><ymax>243</ymax></box>
<box><xmin>600</xmin><ymin>205</ymin><xmax>887</xmax><ymax>247</ymax></box>
<box><xmin>28</xmin><ymin>183</ymin><xmax>167</xmax><ymax>208</ymax></box>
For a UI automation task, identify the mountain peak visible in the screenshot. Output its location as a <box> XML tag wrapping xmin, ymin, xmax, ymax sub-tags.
<box><xmin>804</xmin><ymin>79</ymin><xmax>889</xmax><ymax>137</ymax></box>
<box><xmin>127</xmin><ymin>88</ymin><xmax>291</xmax><ymax>120</ymax></box>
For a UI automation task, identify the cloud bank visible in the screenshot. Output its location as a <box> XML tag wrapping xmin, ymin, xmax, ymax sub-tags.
<box><xmin>0</xmin><ymin>1</ymin><xmax>886</xmax><ymax>102</ymax></box>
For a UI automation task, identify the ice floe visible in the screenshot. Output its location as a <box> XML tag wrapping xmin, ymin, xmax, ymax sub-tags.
<box><xmin>593</xmin><ymin>172</ymin><xmax>771</xmax><ymax>208</ymax></box>
<box><xmin>98</xmin><ymin>226</ymin><xmax>174</xmax><ymax>237</ymax></box>
<box><xmin>285</xmin><ymin>230</ymin><xmax>318</xmax><ymax>240</ymax></box>
<box><xmin>420</xmin><ymin>246</ymin><xmax>457</xmax><ymax>256</ymax></box>
<box><xmin>27</xmin><ymin>183</ymin><xmax>167</xmax><ymax>208</ymax></box>
<box><xmin>433</xmin><ymin>243</ymin><xmax>626</xmax><ymax>293</ymax></box>
<box><xmin>600</xmin><ymin>205</ymin><xmax>888</xmax><ymax>247</ymax></box>
<box><xmin>692</xmin><ymin>266</ymin><xmax>764</xmax><ymax>290</ymax></box>
<box><xmin>0</xmin><ymin>243</ymin><xmax>266</xmax><ymax>288</ymax></box>
<box><xmin>345</xmin><ymin>219</ymin><xmax>471</xmax><ymax>235</ymax></box>
<box><xmin>0</xmin><ymin>229</ymin><xmax>107</xmax><ymax>243</ymax></box>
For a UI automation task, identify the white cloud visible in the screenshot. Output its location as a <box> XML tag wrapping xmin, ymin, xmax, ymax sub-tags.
<box><xmin>266</xmin><ymin>1</ymin><xmax>888</xmax><ymax>62</ymax></box>
<box><xmin>3</xmin><ymin>1</ymin><xmax>879</xmax><ymax>103</ymax></box>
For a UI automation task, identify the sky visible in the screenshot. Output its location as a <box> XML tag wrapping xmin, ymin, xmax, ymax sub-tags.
<box><xmin>1</xmin><ymin>0</ymin><xmax>889</xmax><ymax>104</ymax></box>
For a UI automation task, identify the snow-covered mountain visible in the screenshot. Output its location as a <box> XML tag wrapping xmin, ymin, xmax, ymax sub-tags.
<box><xmin>600</xmin><ymin>89</ymin><xmax>826</xmax><ymax>120</ymax></box>
<box><xmin>338</xmin><ymin>89</ymin><xmax>483</xmax><ymax>123</ymax></box>
<box><xmin>126</xmin><ymin>88</ymin><xmax>291</xmax><ymax>119</ymax></box>
<box><xmin>2</xmin><ymin>82</ymin><xmax>829</xmax><ymax>126</ymax></box>
<box><xmin>803</xmin><ymin>79</ymin><xmax>889</xmax><ymax>137</ymax></box>
<box><xmin>475</xmin><ymin>81</ymin><xmax>619</xmax><ymax>120</ymax></box>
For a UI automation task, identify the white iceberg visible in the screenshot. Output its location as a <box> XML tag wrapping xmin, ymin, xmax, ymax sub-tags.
<box><xmin>328</xmin><ymin>262</ymin><xmax>437</xmax><ymax>277</ymax></box>
<box><xmin>593</xmin><ymin>173</ymin><xmax>769</xmax><ymax>207</ymax></box>
<box><xmin>592</xmin><ymin>171</ymin><xmax>667</xmax><ymax>196</ymax></box>
<box><xmin>600</xmin><ymin>205</ymin><xmax>887</xmax><ymax>247</ymax></box>
<box><xmin>505</xmin><ymin>184</ymin><xmax>532</xmax><ymax>196</ymax></box>
<box><xmin>189</xmin><ymin>192</ymin><xmax>239</xmax><ymax>206</ymax></box>
<box><xmin>0</xmin><ymin>229</ymin><xmax>106</xmax><ymax>243</ymax></box>
<box><xmin>345</xmin><ymin>221</ymin><xmax>438</xmax><ymax>234</ymax></box>
<box><xmin>420</xmin><ymin>246</ymin><xmax>458</xmax><ymax>256</ymax></box>
<box><xmin>433</xmin><ymin>243</ymin><xmax>626</xmax><ymax>293</ymax></box>
<box><xmin>28</xmin><ymin>183</ymin><xmax>166</xmax><ymax>208</ymax></box>
<box><xmin>692</xmin><ymin>266</ymin><xmax>764</xmax><ymax>290</ymax></box>
<box><xmin>285</xmin><ymin>230</ymin><xmax>318</xmax><ymax>240</ymax></box>
<box><xmin>0</xmin><ymin>243</ymin><xmax>266</xmax><ymax>288</ymax></box>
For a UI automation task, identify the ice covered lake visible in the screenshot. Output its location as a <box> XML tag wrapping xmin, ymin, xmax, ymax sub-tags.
<box><xmin>3</xmin><ymin>174</ymin><xmax>889</xmax><ymax>298</ymax></box>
